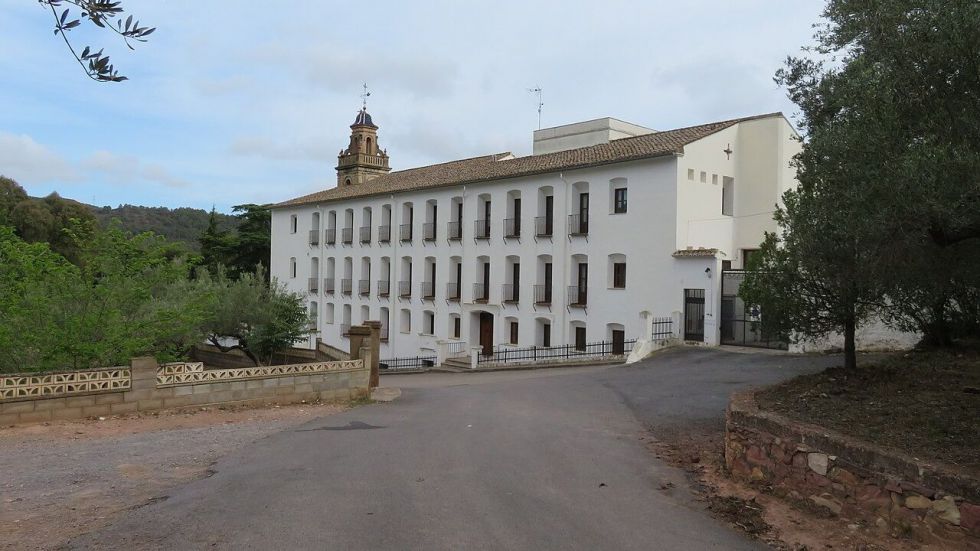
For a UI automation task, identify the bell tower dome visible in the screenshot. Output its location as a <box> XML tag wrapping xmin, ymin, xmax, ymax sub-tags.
<box><xmin>336</xmin><ymin>106</ymin><xmax>391</xmax><ymax>187</ymax></box>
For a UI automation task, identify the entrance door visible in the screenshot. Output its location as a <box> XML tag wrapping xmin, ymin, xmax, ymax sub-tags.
<box><xmin>684</xmin><ymin>289</ymin><xmax>705</xmax><ymax>341</ymax></box>
<box><xmin>611</xmin><ymin>329</ymin><xmax>625</xmax><ymax>355</ymax></box>
<box><xmin>479</xmin><ymin>312</ymin><xmax>493</xmax><ymax>356</ymax></box>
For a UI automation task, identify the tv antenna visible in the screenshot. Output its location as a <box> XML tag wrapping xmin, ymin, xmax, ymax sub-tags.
<box><xmin>361</xmin><ymin>82</ymin><xmax>370</xmax><ymax>110</ymax></box>
<box><xmin>527</xmin><ymin>86</ymin><xmax>543</xmax><ymax>129</ymax></box>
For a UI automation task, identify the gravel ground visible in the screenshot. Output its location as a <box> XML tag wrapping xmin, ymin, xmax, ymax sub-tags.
<box><xmin>0</xmin><ymin>402</ymin><xmax>345</xmax><ymax>551</ymax></box>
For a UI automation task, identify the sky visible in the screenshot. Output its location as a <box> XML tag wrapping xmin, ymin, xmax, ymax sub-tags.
<box><xmin>0</xmin><ymin>1</ymin><xmax>824</xmax><ymax>212</ymax></box>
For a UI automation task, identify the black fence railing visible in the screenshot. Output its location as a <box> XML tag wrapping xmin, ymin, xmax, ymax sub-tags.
<box><xmin>423</xmin><ymin>222</ymin><xmax>436</xmax><ymax>241</ymax></box>
<box><xmin>308</xmin><ymin>229</ymin><xmax>320</xmax><ymax>246</ymax></box>
<box><xmin>534</xmin><ymin>215</ymin><xmax>554</xmax><ymax>237</ymax></box>
<box><xmin>358</xmin><ymin>279</ymin><xmax>370</xmax><ymax>296</ymax></box>
<box><xmin>473</xmin><ymin>283</ymin><xmax>489</xmax><ymax>302</ymax></box>
<box><xmin>568</xmin><ymin>285</ymin><xmax>587</xmax><ymax>307</ymax></box>
<box><xmin>421</xmin><ymin>281</ymin><xmax>435</xmax><ymax>300</ymax></box>
<box><xmin>477</xmin><ymin>339</ymin><xmax>636</xmax><ymax>365</ymax></box>
<box><xmin>502</xmin><ymin>283</ymin><xmax>519</xmax><ymax>303</ymax></box>
<box><xmin>342</xmin><ymin>227</ymin><xmax>353</xmax><ymax>244</ymax></box>
<box><xmin>651</xmin><ymin>316</ymin><xmax>674</xmax><ymax>340</ymax></box>
<box><xmin>398</xmin><ymin>280</ymin><xmax>412</xmax><ymax>298</ymax></box>
<box><xmin>379</xmin><ymin>355</ymin><xmax>436</xmax><ymax>371</ymax></box>
<box><xmin>446</xmin><ymin>282</ymin><xmax>461</xmax><ymax>301</ymax></box>
<box><xmin>534</xmin><ymin>284</ymin><xmax>552</xmax><ymax>305</ymax></box>
<box><xmin>504</xmin><ymin>218</ymin><xmax>521</xmax><ymax>238</ymax></box>
<box><xmin>447</xmin><ymin>221</ymin><xmax>462</xmax><ymax>240</ymax></box>
<box><xmin>341</xmin><ymin>278</ymin><xmax>352</xmax><ymax>295</ymax></box>
<box><xmin>568</xmin><ymin>214</ymin><xmax>589</xmax><ymax>236</ymax></box>
<box><xmin>399</xmin><ymin>223</ymin><xmax>413</xmax><ymax>242</ymax></box>
<box><xmin>378</xmin><ymin>225</ymin><xmax>391</xmax><ymax>243</ymax></box>
<box><xmin>474</xmin><ymin>219</ymin><xmax>490</xmax><ymax>239</ymax></box>
<box><xmin>323</xmin><ymin>278</ymin><xmax>335</xmax><ymax>294</ymax></box>
<box><xmin>359</xmin><ymin>226</ymin><xmax>372</xmax><ymax>244</ymax></box>
<box><xmin>377</xmin><ymin>280</ymin><xmax>390</xmax><ymax>297</ymax></box>
<box><xmin>324</xmin><ymin>228</ymin><xmax>336</xmax><ymax>245</ymax></box>
<box><xmin>308</xmin><ymin>277</ymin><xmax>319</xmax><ymax>294</ymax></box>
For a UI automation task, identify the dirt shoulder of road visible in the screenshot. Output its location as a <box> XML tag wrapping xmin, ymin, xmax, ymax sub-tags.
<box><xmin>0</xmin><ymin>401</ymin><xmax>347</xmax><ymax>551</ymax></box>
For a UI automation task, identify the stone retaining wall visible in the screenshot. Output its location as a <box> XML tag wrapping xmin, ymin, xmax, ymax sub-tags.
<box><xmin>726</xmin><ymin>390</ymin><xmax>980</xmax><ymax>548</ymax></box>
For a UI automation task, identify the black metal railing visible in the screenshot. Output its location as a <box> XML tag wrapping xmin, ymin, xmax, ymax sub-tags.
<box><xmin>502</xmin><ymin>283</ymin><xmax>519</xmax><ymax>303</ymax></box>
<box><xmin>358</xmin><ymin>279</ymin><xmax>370</xmax><ymax>296</ymax></box>
<box><xmin>423</xmin><ymin>222</ymin><xmax>436</xmax><ymax>241</ymax></box>
<box><xmin>378</xmin><ymin>225</ymin><xmax>391</xmax><ymax>243</ymax></box>
<box><xmin>341</xmin><ymin>278</ymin><xmax>352</xmax><ymax>295</ymax></box>
<box><xmin>342</xmin><ymin>227</ymin><xmax>353</xmax><ymax>244</ymax></box>
<box><xmin>323</xmin><ymin>278</ymin><xmax>335</xmax><ymax>294</ymax></box>
<box><xmin>324</xmin><ymin>228</ymin><xmax>336</xmax><ymax>245</ymax></box>
<box><xmin>308</xmin><ymin>229</ymin><xmax>320</xmax><ymax>246</ymax></box>
<box><xmin>379</xmin><ymin>355</ymin><xmax>436</xmax><ymax>371</ymax></box>
<box><xmin>534</xmin><ymin>216</ymin><xmax>554</xmax><ymax>237</ymax></box>
<box><xmin>377</xmin><ymin>280</ymin><xmax>390</xmax><ymax>297</ymax></box>
<box><xmin>398</xmin><ymin>280</ymin><xmax>412</xmax><ymax>298</ymax></box>
<box><xmin>447</xmin><ymin>221</ymin><xmax>462</xmax><ymax>240</ymax></box>
<box><xmin>568</xmin><ymin>214</ymin><xmax>589</xmax><ymax>236</ymax></box>
<box><xmin>568</xmin><ymin>285</ymin><xmax>587</xmax><ymax>307</ymax></box>
<box><xmin>533</xmin><ymin>284</ymin><xmax>552</xmax><ymax>305</ymax></box>
<box><xmin>308</xmin><ymin>277</ymin><xmax>319</xmax><ymax>294</ymax></box>
<box><xmin>421</xmin><ymin>281</ymin><xmax>435</xmax><ymax>300</ymax></box>
<box><xmin>340</xmin><ymin>323</ymin><xmax>351</xmax><ymax>337</ymax></box>
<box><xmin>504</xmin><ymin>218</ymin><xmax>521</xmax><ymax>238</ymax></box>
<box><xmin>399</xmin><ymin>223</ymin><xmax>413</xmax><ymax>242</ymax></box>
<box><xmin>652</xmin><ymin>316</ymin><xmax>674</xmax><ymax>341</ymax></box>
<box><xmin>474</xmin><ymin>219</ymin><xmax>490</xmax><ymax>239</ymax></box>
<box><xmin>473</xmin><ymin>283</ymin><xmax>489</xmax><ymax>302</ymax></box>
<box><xmin>360</xmin><ymin>226</ymin><xmax>371</xmax><ymax>244</ymax></box>
<box><xmin>477</xmin><ymin>339</ymin><xmax>636</xmax><ymax>365</ymax></box>
<box><xmin>446</xmin><ymin>282</ymin><xmax>460</xmax><ymax>301</ymax></box>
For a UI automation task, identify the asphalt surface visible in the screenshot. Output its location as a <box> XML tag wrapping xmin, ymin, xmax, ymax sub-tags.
<box><xmin>64</xmin><ymin>347</ymin><xmax>840</xmax><ymax>550</ymax></box>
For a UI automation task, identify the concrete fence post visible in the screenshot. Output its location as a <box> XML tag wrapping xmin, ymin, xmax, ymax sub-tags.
<box><xmin>348</xmin><ymin>325</ymin><xmax>370</xmax><ymax>361</ymax></box>
<box><xmin>436</xmin><ymin>340</ymin><xmax>449</xmax><ymax>366</ymax></box>
<box><xmin>469</xmin><ymin>346</ymin><xmax>482</xmax><ymax>370</ymax></box>
<box><xmin>672</xmin><ymin>310</ymin><xmax>684</xmax><ymax>340</ymax></box>
<box><xmin>364</xmin><ymin>320</ymin><xmax>381</xmax><ymax>388</ymax></box>
<box><xmin>130</xmin><ymin>356</ymin><xmax>159</xmax><ymax>390</ymax></box>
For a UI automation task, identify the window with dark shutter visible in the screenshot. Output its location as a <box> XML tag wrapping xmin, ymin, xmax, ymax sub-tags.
<box><xmin>613</xmin><ymin>188</ymin><xmax>627</xmax><ymax>213</ymax></box>
<box><xmin>613</xmin><ymin>262</ymin><xmax>626</xmax><ymax>288</ymax></box>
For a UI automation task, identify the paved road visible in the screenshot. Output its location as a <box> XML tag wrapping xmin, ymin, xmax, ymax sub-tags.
<box><xmin>65</xmin><ymin>347</ymin><xmax>840</xmax><ymax>550</ymax></box>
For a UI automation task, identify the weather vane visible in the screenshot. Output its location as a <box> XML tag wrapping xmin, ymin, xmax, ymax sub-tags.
<box><xmin>527</xmin><ymin>86</ymin><xmax>543</xmax><ymax>129</ymax></box>
<box><xmin>361</xmin><ymin>82</ymin><xmax>370</xmax><ymax>110</ymax></box>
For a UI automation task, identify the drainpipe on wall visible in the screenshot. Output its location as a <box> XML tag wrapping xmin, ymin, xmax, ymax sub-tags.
<box><xmin>557</xmin><ymin>172</ymin><xmax>570</xmax><ymax>347</ymax></box>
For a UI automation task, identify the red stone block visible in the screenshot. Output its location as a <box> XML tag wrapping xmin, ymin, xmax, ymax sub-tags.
<box><xmin>960</xmin><ymin>502</ymin><xmax>980</xmax><ymax>535</ymax></box>
<box><xmin>806</xmin><ymin>471</ymin><xmax>833</xmax><ymax>488</ymax></box>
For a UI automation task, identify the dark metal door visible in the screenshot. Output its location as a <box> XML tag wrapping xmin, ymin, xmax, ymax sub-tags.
<box><xmin>684</xmin><ymin>289</ymin><xmax>705</xmax><ymax>341</ymax></box>
<box><xmin>720</xmin><ymin>270</ymin><xmax>787</xmax><ymax>350</ymax></box>
<box><xmin>612</xmin><ymin>330</ymin><xmax>625</xmax><ymax>355</ymax></box>
<box><xmin>479</xmin><ymin>312</ymin><xmax>494</xmax><ymax>356</ymax></box>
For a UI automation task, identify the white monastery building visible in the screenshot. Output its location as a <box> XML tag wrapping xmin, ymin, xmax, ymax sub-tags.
<box><xmin>270</xmin><ymin>107</ymin><xmax>801</xmax><ymax>360</ymax></box>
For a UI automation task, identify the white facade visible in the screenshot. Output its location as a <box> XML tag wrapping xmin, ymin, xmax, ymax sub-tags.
<box><xmin>271</xmin><ymin>113</ymin><xmax>800</xmax><ymax>359</ymax></box>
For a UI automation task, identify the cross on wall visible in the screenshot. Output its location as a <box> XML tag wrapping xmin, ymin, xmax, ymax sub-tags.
<box><xmin>724</xmin><ymin>144</ymin><xmax>733</xmax><ymax>159</ymax></box>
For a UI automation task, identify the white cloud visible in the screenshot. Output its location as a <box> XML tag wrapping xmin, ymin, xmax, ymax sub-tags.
<box><xmin>228</xmin><ymin>136</ymin><xmax>334</xmax><ymax>162</ymax></box>
<box><xmin>82</xmin><ymin>150</ymin><xmax>191</xmax><ymax>188</ymax></box>
<box><xmin>0</xmin><ymin>132</ymin><xmax>79</xmax><ymax>183</ymax></box>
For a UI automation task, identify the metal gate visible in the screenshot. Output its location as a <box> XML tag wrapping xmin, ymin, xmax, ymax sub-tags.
<box><xmin>683</xmin><ymin>289</ymin><xmax>705</xmax><ymax>341</ymax></box>
<box><xmin>720</xmin><ymin>270</ymin><xmax>787</xmax><ymax>350</ymax></box>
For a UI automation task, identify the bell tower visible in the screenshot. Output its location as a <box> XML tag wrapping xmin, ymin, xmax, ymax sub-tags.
<box><xmin>336</xmin><ymin>86</ymin><xmax>391</xmax><ymax>186</ymax></box>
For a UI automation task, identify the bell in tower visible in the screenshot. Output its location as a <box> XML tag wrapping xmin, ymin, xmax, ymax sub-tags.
<box><xmin>336</xmin><ymin>91</ymin><xmax>391</xmax><ymax>186</ymax></box>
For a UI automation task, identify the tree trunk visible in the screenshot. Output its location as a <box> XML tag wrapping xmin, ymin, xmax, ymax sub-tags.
<box><xmin>208</xmin><ymin>336</ymin><xmax>261</xmax><ymax>367</ymax></box>
<box><xmin>843</xmin><ymin>314</ymin><xmax>857</xmax><ymax>370</ymax></box>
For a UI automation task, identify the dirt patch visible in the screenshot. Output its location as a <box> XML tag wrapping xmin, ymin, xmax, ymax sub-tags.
<box><xmin>755</xmin><ymin>348</ymin><xmax>980</xmax><ymax>473</ymax></box>
<box><xmin>0</xmin><ymin>401</ymin><xmax>346</xmax><ymax>551</ymax></box>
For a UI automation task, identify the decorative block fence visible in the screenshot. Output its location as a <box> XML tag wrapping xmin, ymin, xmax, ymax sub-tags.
<box><xmin>0</xmin><ymin>323</ymin><xmax>381</xmax><ymax>426</ymax></box>
<box><xmin>726</xmin><ymin>390</ymin><xmax>980</xmax><ymax>548</ymax></box>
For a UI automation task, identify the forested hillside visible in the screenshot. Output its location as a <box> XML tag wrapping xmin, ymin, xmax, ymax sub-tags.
<box><xmin>89</xmin><ymin>204</ymin><xmax>239</xmax><ymax>250</ymax></box>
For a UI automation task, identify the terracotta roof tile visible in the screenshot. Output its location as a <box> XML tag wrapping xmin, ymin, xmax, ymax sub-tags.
<box><xmin>275</xmin><ymin>112</ymin><xmax>782</xmax><ymax>208</ymax></box>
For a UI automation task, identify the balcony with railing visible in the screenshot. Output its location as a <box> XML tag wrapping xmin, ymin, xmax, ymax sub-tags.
<box><xmin>340</xmin><ymin>323</ymin><xmax>351</xmax><ymax>337</ymax></box>
<box><xmin>358</xmin><ymin>279</ymin><xmax>370</xmax><ymax>296</ymax></box>
<box><xmin>359</xmin><ymin>226</ymin><xmax>371</xmax><ymax>244</ymax></box>
<box><xmin>342</xmin><ymin>227</ymin><xmax>354</xmax><ymax>244</ymax></box>
<box><xmin>447</xmin><ymin>221</ymin><xmax>462</xmax><ymax>241</ymax></box>
<box><xmin>378</xmin><ymin>225</ymin><xmax>391</xmax><ymax>243</ymax></box>
<box><xmin>399</xmin><ymin>223</ymin><xmax>413</xmax><ymax>243</ymax></box>
<box><xmin>398</xmin><ymin>280</ymin><xmax>412</xmax><ymax>298</ymax></box>
<box><xmin>534</xmin><ymin>284</ymin><xmax>552</xmax><ymax>305</ymax></box>
<box><xmin>568</xmin><ymin>214</ymin><xmax>589</xmax><ymax>236</ymax></box>
<box><xmin>474</xmin><ymin>219</ymin><xmax>490</xmax><ymax>240</ymax></box>
<box><xmin>324</xmin><ymin>228</ymin><xmax>336</xmax><ymax>246</ymax></box>
<box><xmin>504</xmin><ymin>218</ymin><xmax>521</xmax><ymax>239</ymax></box>
<box><xmin>534</xmin><ymin>216</ymin><xmax>554</xmax><ymax>237</ymax></box>
<box><xmin>473</xmin><ymin>283</ymin><xmax>489</xmax><ymax>303</ymax></box>
<box><xmin>568</xmin><ymin>285</ymin><xmax>588</xmax><ymax>307</ymax></box>
<box><xmin>502</xmin><ymin>283</ymin><xmax>519</xmax><ymax>303</ymax></box>
<box><xmin>308</xmin><ymin>229</ymin><xmax>319</xmax><ymax>246</ymax></box>
<box><xmin>377</xmin><ymin>279</ymin><xmax>390</xmax><ymax>297</ymax></box>
<box><xmin>323</xmin><ymin>277</ymin><xmax>335</xmax><ymax>295</ymax></box>
<box><xmin>420</xmin><ymin>281</ymin><xmax>435</xmax><ymax>300</ymax></box>
<box><xmin>308</xmin><ymin>277</ymin><xmax>319</xmax><ymax>294</ymax></box>
<box><xmin>341</xmin><ymin>278</ymin><xmax>352</xmax><ymax>295</ymax></box>
<box><xmin>446</xmin><ymin>282</ymin><xmax>460</xmax><ymax>302</ymax></box>
<box><xmin>422</xmin><ymin>222</ymin><xmax>436</xmax><ymax>242</ymax></box>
